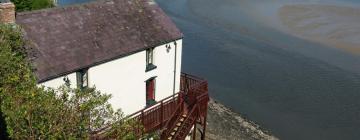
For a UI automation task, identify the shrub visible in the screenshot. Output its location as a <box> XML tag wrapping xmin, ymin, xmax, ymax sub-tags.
<box><xmin>0</xmin><ymin>25</ymin><xmax>141</xmax><ymax>139</ymax></box>
<box><xmin>10</xmin><ymin>0</ymin><xmax>54</xmax><ymax>12</ymax></box>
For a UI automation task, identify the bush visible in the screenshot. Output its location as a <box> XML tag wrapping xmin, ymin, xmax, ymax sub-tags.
<box><xmin>0</xmin><ymin>25</ymin><xmax>141</xmax><ymax>139</ymax></box>
<box><xmin>10</xmin><ymin>0</ymin><xmax>54</xmax><ymax>12</ymax></box>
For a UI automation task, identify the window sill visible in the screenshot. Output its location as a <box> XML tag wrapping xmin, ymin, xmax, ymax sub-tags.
<box><xmin>146</xmin><ymin>99</ymin><xmax>156</xmax><ymax>107</ymax></box>
<box><xmin>145</xmin><ymin>64</ymin><xmax>157</xmax><ymax>72</ymax></box>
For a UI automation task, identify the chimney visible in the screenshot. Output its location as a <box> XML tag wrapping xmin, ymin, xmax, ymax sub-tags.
<box><xmin>0</xmin><ymin>1</ymin><xmax>15</xmax><ymax>24</ymax></box>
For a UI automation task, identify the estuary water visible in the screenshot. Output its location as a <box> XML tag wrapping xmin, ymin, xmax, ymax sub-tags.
<box><xmin>57</xmin><ymin>0</ymin><xmax>96</xmax><ymax>6</ymax></box>
<box><xmin>58</xmin><ymin>0</ymin><xmax>360</xmax><ymax>139</ymax></box>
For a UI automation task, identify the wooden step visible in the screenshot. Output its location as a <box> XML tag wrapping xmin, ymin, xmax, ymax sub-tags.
<box><xmin>170</xmin><ymin>132</ymin><xmax>175</xmax><ymax>136</ymax></box>
<box><xmin>173</xmin><ymin>127</ymin><xmax>178</xmax><ymax>131</ymax></box>
<box><xmin>182</xmin><ymin>114</ymin><xmax>187</xmax><ymax>118</ymax></box>
<box><xmin>168</xmin><ymin>136</ymin><xmax>172</xmax><ymax>140</ymax></box>
<box><xmin>176</xmin><ymin>122</ymin><xmax>182</xmax><ymax>127</ymax></box>
<box><xmin>179</xmin><ymin>118</ymin><xmax>184</xmax><ymax>122</ymax></box>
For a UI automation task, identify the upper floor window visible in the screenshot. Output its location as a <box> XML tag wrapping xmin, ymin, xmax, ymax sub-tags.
<box><xmin>146</xmin><ymin>48</ymin><xmax>157</xmax><ymax>72</ymax></box>
<box><xmin>76</xmin><ymin>69</ymin><xmax>88</xmax><ymax>89</ymax></box>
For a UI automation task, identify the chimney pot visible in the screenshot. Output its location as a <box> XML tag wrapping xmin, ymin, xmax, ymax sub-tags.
<box><xmin>0</xmin><ymin>2</ymin><xmax>15</xmax><ymax>24</ymax></box>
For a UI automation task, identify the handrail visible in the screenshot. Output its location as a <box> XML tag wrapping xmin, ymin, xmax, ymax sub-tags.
<box><xmin>92</xmin><ymin>93</ymin><xmax>181</xmax><ymax>136</ymax></box>
<box><xmin>180</xmin><ymin>73</ymin><xmax>207</xmax><ymax>91</ymax></box>
<box><xmin>181</xmin><ymin>73</ymin><xmax>206</xmax><ymax>82</ymax></box>
<box><xmin>171</xmin><ymin>90</ymin><xmax>208</xmax><ymax>139</ymax></box>
<box><xmin>126</xmin><ymin>93</ymin><xmax>179</xmax><ymax>119</ymax></box>
<box><xmin>173</xmin><ymin>103</ymin><xmax>199</xmax><ymax>139</ymax></box>
<box><xmin>160</xmin><ymin>99</ymin><xmax>183</xmax><ymax>139</ymax></box>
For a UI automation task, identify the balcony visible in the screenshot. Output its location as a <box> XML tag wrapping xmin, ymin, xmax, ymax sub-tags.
<box><xmin>92</xmin><ymin>73</ymin><xmax>209</xmax><ymax>140</ymax></box>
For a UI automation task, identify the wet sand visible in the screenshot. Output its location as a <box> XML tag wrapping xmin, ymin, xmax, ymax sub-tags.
<box><xmin>279</xmin><ymin>4</ymin><xmax>360</xmax><ymax>54</ymax></box>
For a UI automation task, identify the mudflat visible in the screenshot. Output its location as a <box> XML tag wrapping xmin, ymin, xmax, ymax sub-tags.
<box><xmin>279</xmin><ymin>4</ymin><xmax>360</xmax><ymax>54</ymax></box>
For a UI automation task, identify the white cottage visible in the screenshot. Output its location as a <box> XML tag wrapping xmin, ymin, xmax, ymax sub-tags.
<box><xmin>1</xmin><ymin>0</ymin><xmax>209</xmax><ymax>139</ymax></box>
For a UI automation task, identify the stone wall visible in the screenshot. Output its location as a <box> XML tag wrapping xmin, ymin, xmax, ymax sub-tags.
<box><xmin>0</xmin><ymin>2</ymin><xmax>15</xmax><ymax>24</ymax></box>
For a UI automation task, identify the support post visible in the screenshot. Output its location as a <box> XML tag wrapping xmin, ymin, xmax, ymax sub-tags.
<box><xmin>201</xmin><ymin>109</ymin><xmax>207</xmax><ymax>140</ymax></box>
<box><xmin>141</xmin><ymin>110</ymin><xmax>144</xmax><ymax>134</ymax></box>
<box><xmin>192</xmin><ymin>122</ymin><xmax>197</xmax><ymax>140</ymax></box>
<box><xmin>160</xmin><ymin>101</ymin><xmax>164</xmax><ymax>128</ymax></box>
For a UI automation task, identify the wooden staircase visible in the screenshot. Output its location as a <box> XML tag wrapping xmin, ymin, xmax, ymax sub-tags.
<box><xmin>161</xmin><ymin>87</ymin><xmax>209</xmax><ymax>140</ymax></box>
<box><xmin>166</xmin><ymin>113</ymin><xmax>188</xmax><ymax>140</ymax></box>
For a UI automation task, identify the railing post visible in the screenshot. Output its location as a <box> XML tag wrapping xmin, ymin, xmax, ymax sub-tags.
<box><xmin>160</xmin><ymin>101</ymin><xmax>163</xmax><ymax>128</ymax></box>
<box><xmin>193</xmin><ymin>121</ymin><xmax>197</xmax><ymax>140</ymax></box>
<box><xmin>141</xmin><ymin>110</ymin><xmax>144</xmax><ymax>133</ymax></box>
<box><xmin>184</xmin><ymin>73</ymin><xmax>188</xmax><ymax>92</ymax></box>
<box><xmin>179</xmin><ymin>92</ymin><xmax>182</xmax><ymax>104</ymax></box>
<box><xmin>180</xmin><ymin>96</ymin><xmax>184</xmax><ymax>112</ymax></box>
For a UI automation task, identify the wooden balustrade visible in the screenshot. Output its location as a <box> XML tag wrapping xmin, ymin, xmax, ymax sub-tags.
<box><xmin>126</xmin><ymin>92</ymin><xmax>182</xmax><ymax>134</ymax></box>
<box><xmin>128</xmin><ymin>73</ymin><xmax>208</xmax><ymax>134</ymax></box>
<box><xmin>92</xmin><ymin>73</ymin><xmax>209</xmax><ymax>139</ymax></box>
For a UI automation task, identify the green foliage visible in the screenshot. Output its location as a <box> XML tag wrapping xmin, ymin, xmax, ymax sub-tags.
<box><xmin>10</xmin><ymin>0</ymin><xmax>54</xmax><ymax>12</ymax></box>
<box><xmin>0</xmin><ymin>25</ymin><xmax>144</xmax><ymax>139</ymax></box>
<box><xmin>30</xmin><ymin>0</ymin><xmax>54</xmax><ymax>10</ymax></box>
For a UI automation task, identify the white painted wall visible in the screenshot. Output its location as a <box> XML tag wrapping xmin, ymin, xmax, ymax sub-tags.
<box><xmin>39</xmin><ymin>39</ymin><xmax>183</xmax><ymax>115</ymax></box>
<box><xmin>38</xmin><ymin>73</ymin><xmax>77</xmax><ymax>89</ymax></box>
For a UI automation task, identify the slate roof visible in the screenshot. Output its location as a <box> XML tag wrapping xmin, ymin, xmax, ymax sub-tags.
<box><xmin>16</xmin><ymin>0</ymin><xmax>182</xmax><ymax>82</ymax></box>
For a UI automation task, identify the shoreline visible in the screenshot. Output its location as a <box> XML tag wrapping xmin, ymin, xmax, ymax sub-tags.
<box><xmin>202</xmin><ymin>99</ymin><xmax>278</xmax><ymax>140</ymax></box>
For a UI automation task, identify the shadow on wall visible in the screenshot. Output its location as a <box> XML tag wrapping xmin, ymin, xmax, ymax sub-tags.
<box><xmin>0</xmin><ymin>111</ymin><xmax>9</xmax><ymax>140</ymax></box>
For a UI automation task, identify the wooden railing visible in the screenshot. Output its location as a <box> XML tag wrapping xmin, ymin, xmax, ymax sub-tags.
<box><xmin>92</xmin><ymin>73</ymin><xmax>209</xmax><ymax>139</ymax></box>
<box><xmin>180</xmin><ymin>73</ymin><xmax>208</xmax><ymax>107</ymax></box>
<box><xmin>180</xmin><ymin>73</ymin><xmax>208</xmax><ymax>92</ymax></box>
<box><xmin>161</xmin><ymin>73</ymin><xmax>209</xmax><ymax>140</ymax></box>
<box><xmin>126</xmin><ymin>92</ymin><xmax>183</xmax><ymax>133</ymax></box>
<box><xmin>160</xmin><ymin>99</ymin><xmax>185</xmax><ymax>138</ymax></box>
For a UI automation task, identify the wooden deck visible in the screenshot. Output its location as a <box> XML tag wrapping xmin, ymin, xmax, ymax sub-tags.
<box><xmin>92</xmin><ymin>73</ymin><xmax>209</xmax><ymax>140</ymax></box>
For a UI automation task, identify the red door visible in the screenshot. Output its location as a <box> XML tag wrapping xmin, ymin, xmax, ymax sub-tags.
<box><xmin>146</xmin><ymin>79</ymin><xmax>155</xmax><ymax>106</ymax></box>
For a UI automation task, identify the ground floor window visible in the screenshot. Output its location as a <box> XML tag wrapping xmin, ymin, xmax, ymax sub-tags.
<box><xmin>146</xmin><ymin>77</ymin><xmax>156</xmax><ymax>106</ymax></box>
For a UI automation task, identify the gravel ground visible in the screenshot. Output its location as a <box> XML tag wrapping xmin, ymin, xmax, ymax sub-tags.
<box><xmin>197</xmin><ymin>99</ymin><xmax>279</xmax><ymax>140</ymax></box>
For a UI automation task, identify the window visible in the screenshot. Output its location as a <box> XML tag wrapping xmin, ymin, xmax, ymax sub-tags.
<box><xmin>76</xmin><ymin>69</ymin><xmax>88</xmax><ymax>89</ymax></box>
<box><xmin>146</xmin><ymin>48</ymin><xmax>157</xmax><ymax>72</ymax></box>
<box><xmin>146</xmin><ymin>48</ymin><xmax>154</xmax><ymax>65</ymax></box>
<box><xmin>146</xmin><ymin>78</ymin><xmax>156</xmax><ymax>106</ymax></box>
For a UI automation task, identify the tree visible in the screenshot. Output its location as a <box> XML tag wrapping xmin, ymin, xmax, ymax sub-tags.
<box><xmin>0</xmin><ymin>25</ymin><xmax>142</xmax><ymax>139</ymax></box>
<box><xmin>10</xmin><ymin>0</ymin><xmax>54</xmax><ymax>12</ymax></box>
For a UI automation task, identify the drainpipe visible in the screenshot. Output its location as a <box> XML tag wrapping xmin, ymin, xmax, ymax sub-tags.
<box><xmin>173</xmin><ymin>41</ymin><xmax>177</xmax><ymax>94</ymax></box>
